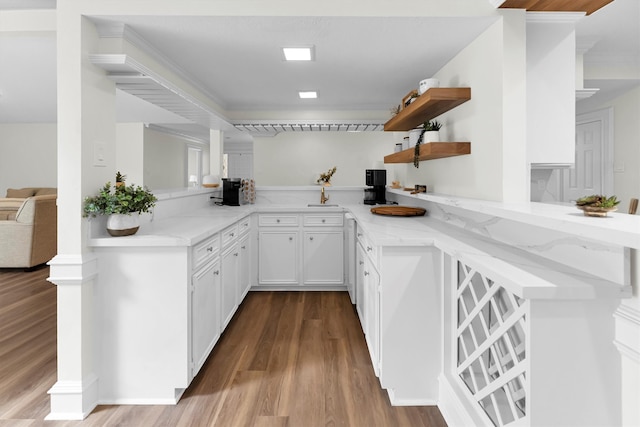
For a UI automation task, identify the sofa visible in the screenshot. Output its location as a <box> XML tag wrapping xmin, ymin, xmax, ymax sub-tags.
<box><xmin>0</xmin><ymin>188</ymin><xmax>57</xmax><ymax>268</ymax></box>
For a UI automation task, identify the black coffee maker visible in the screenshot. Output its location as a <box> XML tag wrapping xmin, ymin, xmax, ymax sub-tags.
<box><xmin>364</xmin><ymin>169</ymin><xmax>386</xmax><ymax>205</ymax></box>
<box><xmin>222</xmin><ymin>178</ymin><xmax>242</xmax><ymax>206</ymax></box>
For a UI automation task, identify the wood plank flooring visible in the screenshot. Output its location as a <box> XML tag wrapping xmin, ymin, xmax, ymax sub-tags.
<box><xmin>0</xmin><ymin>267</ymin><xmax>447</xmax><ymax>427</ymax></box>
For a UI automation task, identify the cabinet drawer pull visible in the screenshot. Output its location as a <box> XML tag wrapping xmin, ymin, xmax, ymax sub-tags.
<box><xmin>230</xmin><ymin>232</ymin><xmax>235</xmax><ymax>237</ymax></box>
<box><xmin>310</xmin><ymin>236</ymin><xmax>314</xmax><ymax>241</ymax></box>
<box><xmin>366</xmin><ymin>246</ymin><xmax>372</xmax><ymax>252</ymax></box>
<box><xmin>359</xmin><ymin>261</ymin><xmax>364</xmax><ymax>265</ymax></box>
<box><xmin>214</xmin><ymin>270</ymin><xmax>220</xmax><ymax>275</ymax></box>
<box><xmin>234</xmin><ymin>253</ymin><xmax>239</xmax><ymax>257</ymax></box>
<box><xmin>207</xmin><ymin>247</ymin><xmax>213</xmax><ymax>252</ymax></box>
<box><xmin>322</xmin><ymin>219</ymin><xmax>326</xmax><ymax>223</ymax></box>
<box><xmin>289</xmin><ymin>237</ymin><xmax>293</xmax><ymax>241</ymax></box>
<box><xmin>357</xmin><ymin>233</ymin><xmax>363</xmax><ymax>237</ymax></box>
<box><xmin>277</xmin><ymin>219</ymin><xmax>281</xmax><ymax>223</ymax></box>
<box><xmin>364</xmin><ymin>271</ymin><xmax>370</xmax><ymax>276</ymax></box>
<box><xmin>241</xmin><ymin>245</ymin><xmax>246</xmax><ymax>249</ymax></box>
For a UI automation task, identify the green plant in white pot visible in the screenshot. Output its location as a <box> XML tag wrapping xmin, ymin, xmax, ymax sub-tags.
<box><xmin>413</xmin><ymin>120</ymin><xmax>442</xmax><ymax>167</ymax></box>
<box><xmin>83</xmin><ymin>173</ymin><xmax>157</xmax><ymax>236</ymax></box>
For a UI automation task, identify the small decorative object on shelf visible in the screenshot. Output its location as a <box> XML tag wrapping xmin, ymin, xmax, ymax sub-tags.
<box><xmin>115</xmin><ymin>171</ymin><xmax>126</xmax><ymax>187</ymax></box>
<box><xmin>83</xmin><ymin>172</ymin><xmax>157</xmax><ymax>236</ymax></box>
<box><xmin>413</xmin><ymin>120</ymin><xmax>442</xmax><ymax>168</ymax></box>
<box><xmin>317</xmin><ymin>166</ymin><xmax>337</xmax><ymax>186</ymax></box>
<box><xmin>575</xmin><ymin>194</ymin><xmax>620</xmax><ymax>217</ymax></box>
<box><xmin>402</xmin><ymin>90</ymin><xmax>419</xmax><ymax>109</ymax></box>
<box><xmin>418</xmin><ymin>78</ymin><xmax>439</xmax><ymax>95</ymax></box>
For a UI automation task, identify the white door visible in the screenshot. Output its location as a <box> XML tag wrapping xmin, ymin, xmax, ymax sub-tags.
<box><xmin>563</xmin><ymin>119</ymin><xmax>602</xmax><ymax>202</ymax></box>
<box><xmin>563</xmin><ymin>109</ymin><xmax>613</xmax><ymax>203</ymax></box>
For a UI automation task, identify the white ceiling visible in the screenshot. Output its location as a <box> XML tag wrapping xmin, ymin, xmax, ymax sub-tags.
<box><xmin>0</xmin><ymin>1</ymin><xmax>638</xmax><ymax>141</ymax></box>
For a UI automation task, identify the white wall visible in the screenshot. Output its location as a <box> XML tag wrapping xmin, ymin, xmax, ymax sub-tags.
<box><xmin>0</xmin><ymin>123</ymin><xmax>57</xmax><ymax>195</ymax></box>
<box><xmin>253</xmin><ymin>131</ymin><xmax>398</xmax><ymax>186</ymax></box>
<box><xmin>403</xmin><ymin>18</ymin><xmax>513</xmax><ymax>201</ymax></box>
<box><xmin>143</xmin><ymin>127</ymin><xmax>210</xmax><ymax>190</ymax></box>
<box><xmin>116</xmin><ymin>123</ymin><xmax>145</xmax><ymax>187</ymax></box>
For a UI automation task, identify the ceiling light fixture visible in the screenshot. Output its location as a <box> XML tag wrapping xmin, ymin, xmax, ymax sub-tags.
<box><xmin>283</xmin><ymin>47</ymin><xmax>314</xmax><ymax>61</ymax></box>
<box><xmin>299</xmin><ymin>91</ymin><xmax>317</xmax><ymax>99</ymax></box>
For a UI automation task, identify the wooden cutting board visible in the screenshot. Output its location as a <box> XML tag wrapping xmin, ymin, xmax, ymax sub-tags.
<box><xmin>370</xmin><ymin>206</ymin><xmax>427</xmax><ymax>217</ymax></box>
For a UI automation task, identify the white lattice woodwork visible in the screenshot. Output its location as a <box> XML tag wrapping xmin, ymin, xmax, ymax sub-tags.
<box><xmin>456</xmin><ymin>261</ymin><xmax>528</xmax><ymax>426</ymax></box>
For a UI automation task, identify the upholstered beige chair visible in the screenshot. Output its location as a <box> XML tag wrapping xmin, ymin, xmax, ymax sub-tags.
<box><xmin>0</xmin><ymin>194</ymin><xmax>57</xmax><ymax>268</ymax></box>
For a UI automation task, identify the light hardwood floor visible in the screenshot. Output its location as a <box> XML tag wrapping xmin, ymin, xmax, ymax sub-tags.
<box><xmin>0</xmin><ymin>267</ymin><xmax>447</xmax><ymax>427</ymax></box>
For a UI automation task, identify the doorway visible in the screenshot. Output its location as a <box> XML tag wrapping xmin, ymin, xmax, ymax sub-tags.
<box><xmin>561</xmin><ymin>108</ymin><xmax>614</xmax><ymax>202</ymax></box>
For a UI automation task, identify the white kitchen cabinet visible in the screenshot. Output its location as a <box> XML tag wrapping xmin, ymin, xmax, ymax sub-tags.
<box><xmin>303</xmin><ymin>230</ymin><xmax>344</xmax><ymax>285</ymax></box>
<box><xmin>362</xmin><ymin>253</ymin><xmax>380</xmax><ymax>377</ymax></box>
<box><xmin>221</xmin><ymin>243</ymin><xmax>239</xmax><ymax>329</ymax></box>
<box><xmin>191</xmin><ymin>257</ymin><xmax>221</xmax><ymax>377</ymax></box>
<box><xmin>237</xmin><ymin>232</ymin><xmax>251</xmax><ymax>301</ymax></box>
<box><xmin>258</xmin><ymin>214</ymin><xmax>300</xmax><ymax>286</ymax></box>
<box><xmin>302</xmin><ymin>213</ymin><xmax>344</xmax><ymax>286</ymax></box>
<box><xmin>355</xmin><ymin>241</ymin><xmax>366</xmax><ymax>322</ymax></box>
<box><xmin>258</xmin><ymin>230</ymin><xmax>299</xmax><ymax>285</ymax></box>
<box><xmin>354</xmin><ymin>226</ymin><xmax>441</xmax><ymax>405</ymax></box>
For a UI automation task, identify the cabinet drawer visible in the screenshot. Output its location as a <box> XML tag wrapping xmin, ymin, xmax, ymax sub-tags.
<box><xmin>238</xmin><ymin>216</ymin><xmax>251</xmax><ymax>235</ymax></box>
<box><xmin>258</xmin><ymin>214</ymin><xmax>299</xmax><ymax>227</ymax></box>
<box><xmin>221</xmin><ymin>224</ymin><xmax>238</xmax><ymax>249</ymax></box>
<box><xmin>193</xmin><ymin>234</ymin><xmax>220</xmax><ymax>269</ymax></box>
<box><xmin>303</xmin><ymin>214</ymin><xmax>344</xmax><ymax>227</ymax></box>
<box><xmin>357</xmin><ymin>231</ymin><xmax>378</xmax><ymax>265</ymax></box>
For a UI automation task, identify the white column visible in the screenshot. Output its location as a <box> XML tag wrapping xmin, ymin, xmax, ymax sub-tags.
<box><xmin>47</xmin><ymin>8</ymin><xmax>117</xmax><ymax>420</ymax></box>
<box><xmin>209</xmin><ymin>129</ymin><xmax>223</xmax><ymax>178</ymax></box>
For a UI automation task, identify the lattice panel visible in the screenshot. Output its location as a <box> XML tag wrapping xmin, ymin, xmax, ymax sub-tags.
<box><xmin>456</xmin><ymin>261</ymin><xmax>528</xmax><ymax>426</ymax></box>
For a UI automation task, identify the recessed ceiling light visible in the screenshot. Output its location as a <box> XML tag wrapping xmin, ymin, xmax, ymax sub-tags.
<box><xmin>299</xmin><ymin>91</ymin><xmax>317</xmax><ymax>99</ymax></box>
<box><xmin>283</xmin><ymin>47</ymin><xmax>314</xmax><ymax>61</ymax></box>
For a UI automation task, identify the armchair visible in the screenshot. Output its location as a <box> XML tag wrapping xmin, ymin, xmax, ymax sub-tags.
<box><xmin>0</xmin><ymin>194</ymin><xmax>57</xmax><ymax>268</ymax></box>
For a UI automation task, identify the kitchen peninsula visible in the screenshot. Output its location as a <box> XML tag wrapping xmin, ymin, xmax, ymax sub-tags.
<box><xmin>87</xmin><ymin>186</ymin><xmax>635</xmax><ymax>427</ymax></box>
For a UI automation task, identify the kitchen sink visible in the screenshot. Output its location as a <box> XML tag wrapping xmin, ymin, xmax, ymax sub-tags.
<box><xmin>307</xmin><ymin>204</ymin><xmax>340</xmax><ymax>207</ymax></box>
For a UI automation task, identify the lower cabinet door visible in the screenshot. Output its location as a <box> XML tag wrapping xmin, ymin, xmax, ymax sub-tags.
<box><xmin>258</xmin><ymin>231</ymin><xmax>299</xmax><ymax>284</ymax></box>
<box><xmin>191</xmin><ymin>258</ymin><xmax>221</xmax><ymax>377</ymax></box>
<box><xmin>221</xmin><ymin>244</ymin><xmax>239</xmax><ymax>329</ymax></box>
<box><xmin>356</xmin><ymin>243</ymin><xmax>366</xmax><ymax>325</ymax></box>
<box><xmin>237</xmin><ymin>233</ymin><xmax>251</xmax><ymax>301</ymax></box>
<box><xmin>303</xmin><ymin>230</ymin><xmax>344</xmax><ymax>285</ymax></box>
<box><xmin>364</xmin><ymin>257</ymin><xmax>380</xmax><ymax>377</ymax></box>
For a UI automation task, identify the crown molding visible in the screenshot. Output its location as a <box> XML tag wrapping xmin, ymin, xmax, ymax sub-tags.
<box><xmin>526</xmin><ymin>11</ymin><xmax>586</xmax><ymax>23</ymax></box>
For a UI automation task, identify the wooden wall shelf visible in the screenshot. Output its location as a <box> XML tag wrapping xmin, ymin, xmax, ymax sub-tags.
<box><xmin>384</xmin><ymin>88</ymin><xmax>471</xmax><ymax>132</ymax></box>
<box><xmin>497</xmin><ymin>0</ymin><xmax>613</xmax><ymax>16</ymax></box>
<box><xmin>384</xmin><ymin>142</ymin><xmax>471</xmax><ymax>164</ymax></box>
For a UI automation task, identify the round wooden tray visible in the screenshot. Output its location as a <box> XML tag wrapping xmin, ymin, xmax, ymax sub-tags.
<box><xmin>370</xmin><ymin>206</ymin><xmax>427</xmax><ymax>217</ymax></box>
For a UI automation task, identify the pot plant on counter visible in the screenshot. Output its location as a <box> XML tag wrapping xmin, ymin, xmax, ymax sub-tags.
<box><xmin>83</xmin><ymin>172</ymin><xmax>157</xmax><ymax>236</ymax></box>
<box><xmin>575</xmin><ymin>194</ymin><xmax>620</xmax><ymax>217</ymax></box>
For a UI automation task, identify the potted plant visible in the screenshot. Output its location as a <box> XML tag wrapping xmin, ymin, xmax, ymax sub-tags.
<box><xmin>413</xmin><ymin>120</ymin><xmax>442</xmax><ymax>168</ymax></box>
<box><xmin>575</xmin><ymin>194</ymin><xmax>620</xmax><ymax>217</ymax></box>
<box><xmin>83</xmin><ymin>174</ymin><xmax>157</xmax><ymax>236</ymax></box>
<box><xmin>316</xmin><ymin>166</ymin><xmax>337</xmax><ymax>186</ymax></box>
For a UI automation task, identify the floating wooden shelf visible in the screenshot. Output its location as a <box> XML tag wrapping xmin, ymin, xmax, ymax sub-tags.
<box><xmin>384</xmin><ymin>142</ymin><xmax>471</xmax><ymax>164</ymax></box>
<box><xmin>497</xmin><ymin>0</ymin><xmax>612</xmax><ymax>15</ymax></box>
<box><xmin>384</xmin><ymin>87</ymin><xmax>471</xmax><ymax>132</ymax></box>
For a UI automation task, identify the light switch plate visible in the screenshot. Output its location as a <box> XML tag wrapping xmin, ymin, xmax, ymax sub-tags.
<box><xmin>93</xmin><ymin>142</ymin><xmax>106</xmax><ymax>167</ymax></box>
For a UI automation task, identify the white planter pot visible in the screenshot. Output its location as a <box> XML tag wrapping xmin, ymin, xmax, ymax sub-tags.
<box><xmin>107</xmin><ymin>213</ymin><xmax>140</xmax><ymax>237</ymax></box>
<box><xmin>424</xmin><ymin>130</ymin><xmax>440</xmax><ymax>143</ymax></box>
<box><xmin>409</xmin><ymin>129</ymin><xmax>422</xmax><ymax>145</ymax></box>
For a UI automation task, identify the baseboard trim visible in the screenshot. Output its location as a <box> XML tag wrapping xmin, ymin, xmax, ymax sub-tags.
<box><xmin>46</xmin><ymin>373</ymin><xmax>98</xmax><ymax>421</ymax></box>
<box><xmin>386</xmin><ymin>388</ymin><xmax>437</xmax><ymax>406</ymax></box>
